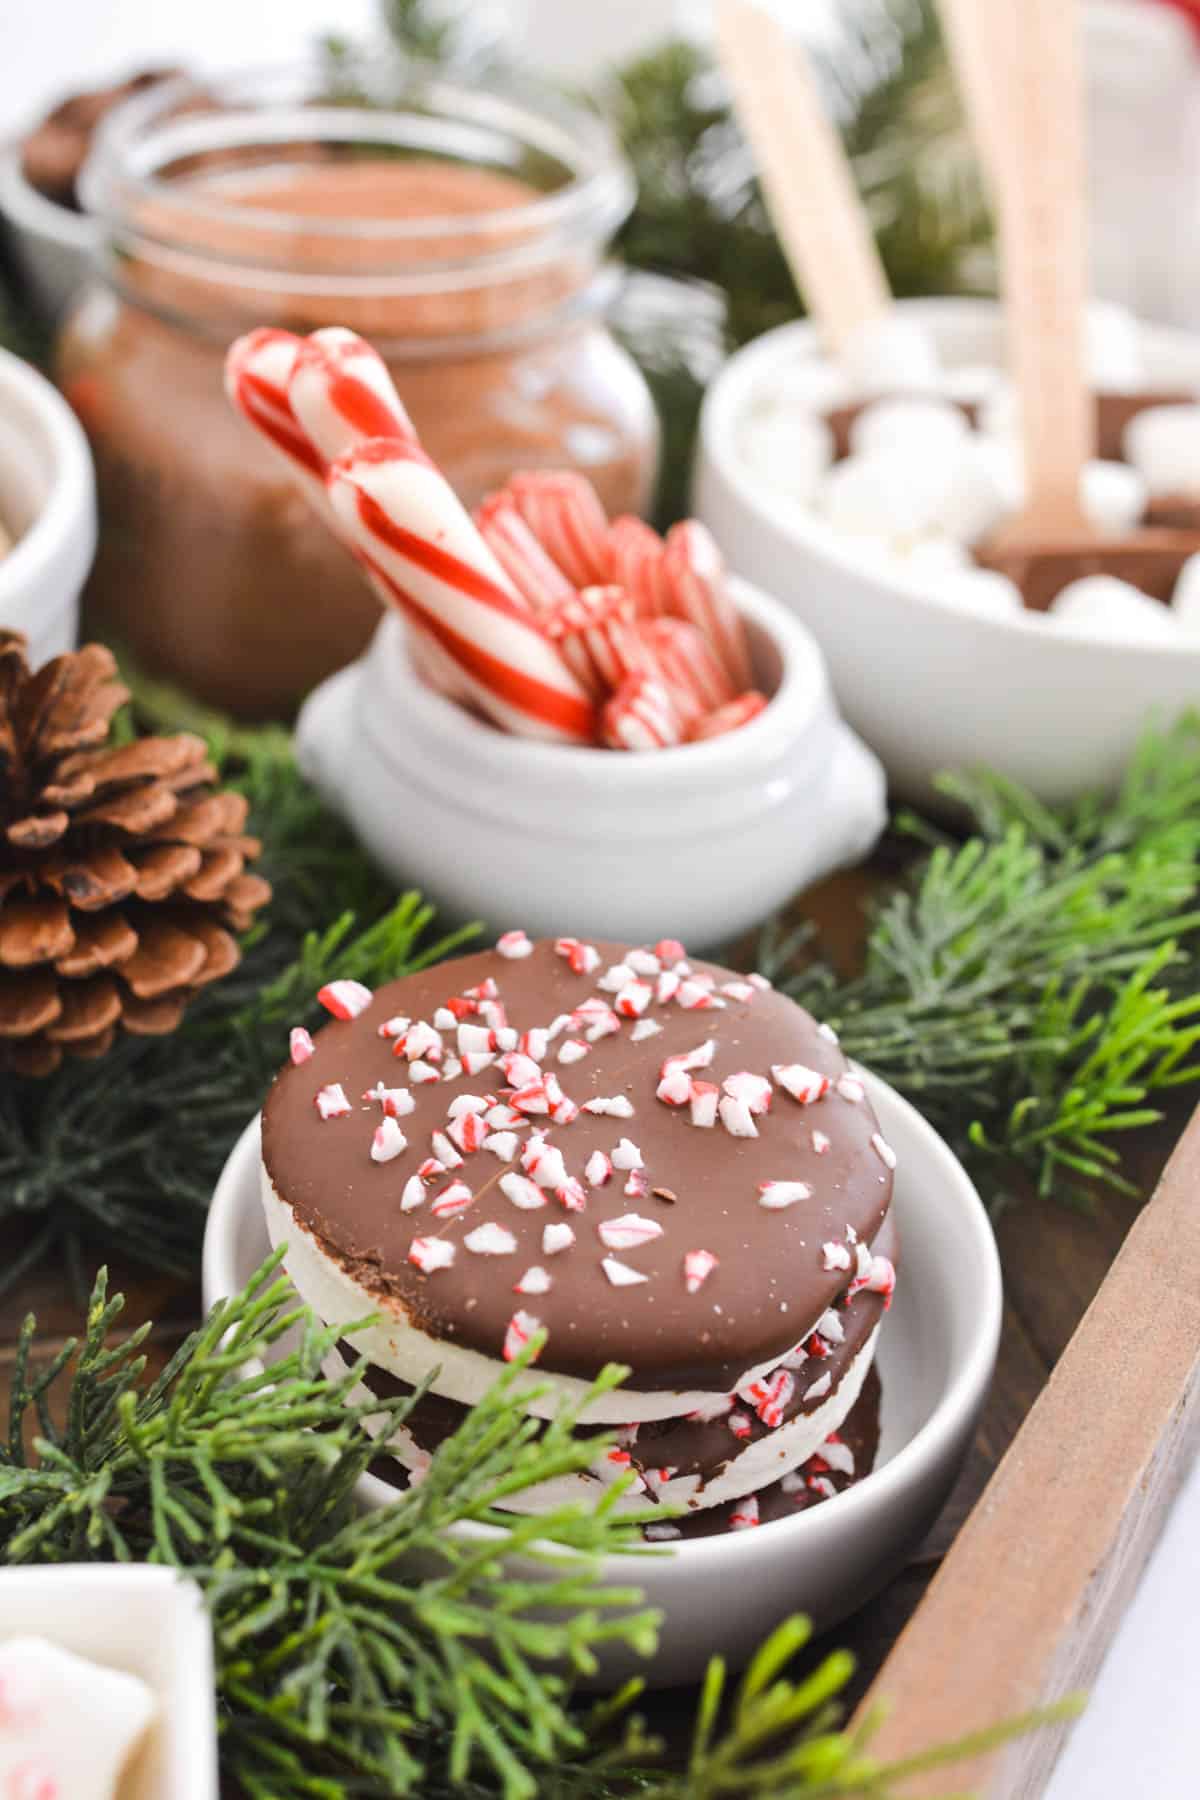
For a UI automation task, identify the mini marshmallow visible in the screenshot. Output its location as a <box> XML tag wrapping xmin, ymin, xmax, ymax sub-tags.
<box><xmin>1084</xmin><ymin>299</ymin><xmax>1144</xmax><ymax>393</ymax></box>
<box><xmin>1049</xmin><ymin>575</ymin><xmax>1178</xmax><ymax>643</ymax></box>
<box><xmin>821</xmin><ymin>440</ymin><xmax>1006</xmax><ymax>547</ymax></box>
<box><xmin>739</xmin><ymin>414</ymin><xmax>834</xmax><ymax>506</ymax></box>
<box><xmin>848</xmin><ymin>396</ymin><xmax>969</xmax><ymax>460</ymax></box>
<box><xmin>770</xmin><ymin>354</ymin><xmax>853</xmax><ymax>416</ymax></box>
<box><xmin>942</xmin><ymin>362</ymin><xmax>1004</xmax><ymax>408</ymax></box>
<box><xmin>928</xmin><ymin>567</ymin><xmax>1025</xmax><ymax>621</ymax></box>
<box><xmin>1124</xmin><ymin>403</ymin><xmax>1200</xmax><ymax>497</ymax></box>
<box><xmin>839</xmin><ymin>313</ymin><xmax>943</xmax><ymax>397</ymax></box>
<box><xmin>1080</xmin><ymin>459</ymin><xmax>1148</xmax><ymax>535</ymax></box>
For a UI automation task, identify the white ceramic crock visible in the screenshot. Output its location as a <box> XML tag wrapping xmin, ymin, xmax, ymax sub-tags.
<box><xmin>0</xmin><ymin>142</ymin><xmax>96</xmax><ymax>320</ymax></box>
<box><xmin>0</xmin><ymin>343</ymin><xmax>95</xmax><ymax>666</ymax></box>
<box><xmin>295</xmin><ymin>580</ymin><xmax>885</xmax><ymax>948</ymax></box>
<box><xmin>203</xmin><ymin>1068</ymin><xmax>1001</xmax><ymax>1688</ymax></box>
<box><xmin>695</xmin><ymin>298</ymin><xmax>1200</xmax><ymax>810</ymax></box>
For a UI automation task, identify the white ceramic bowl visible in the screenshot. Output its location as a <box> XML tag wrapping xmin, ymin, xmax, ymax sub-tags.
<box><xmin>203</xmin><ymin>1068</ymin><xmax>1001</xmax><ymax>1688</ymax></box>
<box><xmin>0</xmin><ymin>141</ymin><xmax>97</xmax><ymax>320</ymax></box>
<box><xmin>695</xmin><ymin>298</ymin><xmax>1200</xmax><ymax>809</ymax></box>
<box><xmin>295</xmin><ymin>581</ymin><xmax>885</xmax><ymax>950</ymax></box>
<box><xmin>0</xmin><ymin>1566</ymin><xmax>218</xmax><ymax>1799</ymax></box>
<box><xmin>0</xmin><ymin>344</ymin><xmax>95</xmax><ymax>666</ymax></box>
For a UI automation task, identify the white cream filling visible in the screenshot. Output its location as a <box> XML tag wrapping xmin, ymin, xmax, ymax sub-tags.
<box><xmin>263</xmin><ymin>1171</ymin><xmax>855</xmax><ymax>1425</ymax></box>
<box><xmin>323</xmin><ymin>1317</ymin><xmax>878</xmax><ymax>1515</ymax></box>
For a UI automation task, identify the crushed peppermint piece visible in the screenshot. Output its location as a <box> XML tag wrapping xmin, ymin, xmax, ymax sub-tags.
<box><xmin>500</xmin><ymin>1172</ymin><xmax>547</xmax><ymax>1211</ymax></box>
<box><xmin>836</xmin><ymin>1073</ymin><xmax>865</xmax><ymax>1104</ymax></box>
<box><xmin>318</xmin><ymin>979</ymin><xmax>373</xmax><ymax>1020</ymax></box>
<box><xmin>431</xmin><ymin>1180</ymin><xmax>473</xmax><ymax>1219</ymax></box>
<box><xmin>464</xmin><ymin>1222</ymin><xmax>517</xmax><ymax>1256</ymax></box>
<box><xmin>779</xmin><ymin>1343</ymin><xmax>809</xmax><ymax>1371</ymax></box>
<box><xmin>522</xmin><ymin>1138</ymin><xmax>568</xmax><ymax>1188</ymax></box>
<box><xmin>780</xmin><ymin>1471</ymin><xmax>806</xmax><ymax>1494</ymax></box>
<box><xmin>371</xmin><ymin>1118</ymin><xmax>407</xmax><ymax>1163</ymax></box>
<box><xmin>447</xmin><ymin>1093</ymin><xmax>488</xmax><ymax>1117</ymax></box>
<box><xmin>554</xmin><ymin>937</ymin><xmax>601</xmax><ymax>975</ymax></box>
<box><xmin>871</xmin><ymin>1132</ymin><xmax>898</xmax><ymax>1170</ymax></box>
<box><xmin>464</xmin><ymin>977</ymin><xmax>498</xmax><ymax>1002</ymax></box>
<box><xmin>402</xmin><ymin>1021</ymin><xmax>443</xmax><ymax>1061</ymax></box>
<box><xmin>772</xmin><ymin>1063</ymin><xmax>831</xmax><ymax>1104</ymax></box>
<box><xmin>722</xmin><ymin>1071</ymin><xmax>773</xmax><ymax>1115</ymax></box>
<box><xmin>656</xmin><ymin>1066</ymin><xmax>693</xmax><ymax>1106</ymax></box>
<box><xmin>644</xmin><ymin>1522</ymin><xmax>682</xmax><ymax>1541</ymax></box>
<box><xmin>378</xmin><ymin>1014</ymin><xmax>411</xmax><ymax>1039</ymax></box>
<box><xmin>615</xmin><ymin>980</ymin><xmax>653</xmax><ymax>1017</ymax></box>
<box><xmin>749</xmin><ymin>973</ymin><xmax>771</xmax><ymax>991</ymax></box>
<box><xmin>542</xmin><ymin>1221</ymin><xmax>575</xmax><ymax>1255</ymax></box>
<box><xmin>365</xmin><ymin>1082</ymin><xmax>415</xmax><ymax>1118</ymax></box>
<box><xmin>510</xmin><ymin>1081</ymin><xmax>551</xmax><ymax>1116</ymax></box>
<box><xmin>758</xmin><ymin>1180</ymin><xmax>814</xmax><ymax>1210</ymax></box>
<box><xmin>718</xmin><ymin>1095</ymin><xmax>757</xmax><ymax>1138</ymax></box>
<box><xmin>683</xmin><ymin>1249</ymin><xmax>718</xmax><ymax>1293</ymax></box>
<box><xmin>727</xmin><ymin>1410</ymin><xmax>752</xmax><ymax>1440</ymax></box>
<box><xmin>401</xmin><ymin>1174</ymin><xmax>426</xmax><ymax>1212</ymax></box>
<box><xmin>654</xmin><ymin>938</ymin><xmax>686</xmax><ymax>963</ymax></box>
<box><xmin>499</xmin><ymin>1050</ymin><xmax>541</xmax><ymax>1087</ymax></box>
<box><xmin>408</xmin><ymin>1059</ymin><xmax>440</xmax><ymax>1084</ymax></box>
<box><xmin>744</xmin><ymin>1368</ymin><xmax>794</xmax><ymax>1428</ymax></box>
<box><xmin>430</xmin><ymin>1130</ymin><xmax>463</xmax><ymax>1169</ymax></box>
<box><xmin>598</xmin><ymin>962</ymin><xmax>635</xmax><ymax>992</ymax></box>
<box><xmin>655</xmin><ymin>969</ymin><xmax>681</xmax><ymax>1005</ymax></box>
<box><xmin>314</xmin><ymin>1083</ymin><xmax>352</xmax><ymax>1120</ymax></box>
<box><xmin>417</xmin><ymin>1157</ymin><xmax>446</xmax><ymax>1179</ymax></box>
<box><xmin>822</xmin><ymin>1241</ymin><xmax>853</xmax><ymax>1271</ymax></box>
<box><xmin>485</xmin><ymin>1102</ymin><xmax>522</xmax><ymax>1128</ymax></box>
<box><xmin>601</xmin><ymin>1255</ymin><xmax>649</xmax><ymax>1287</ymax></box>
<box><xmin>556</xmin><ymin>1177</ymin><xmax>588</xmax><ymax>1212</ymax></box>
<box><xmin>848</xmin><ymin>1252</ymin><xmax>897</xmax><ymax>1308</ymax></box>
<box><xmin>816</xmin><ymin>1308</ymin><xmax>845</xmax><ymax>1344</ymax></box>
<box><xmin>441</xmin><ymin>1058</ymin><xmax>463</xmax><ymax>1082</ymax></box>
<box><xmin>515</xmin><ymin>1265</ymin><xmax>552</xmax><ymax>1295</ymax></box>
<box><xmin>496</xmin><ymin>929</ymin><xmax>534</xmax><ymax>959</ymax></box>
<box><xmin>677</xmin><ymin>980</ymin><xmax>725</xmax><ymax>1010</ymax></box>
<box><xmin>557</xmin><ymin>1037</ymin><xmax>589</xmax><ymax>1065</ymax></box>
<box><xmin>812</xmin><ymin>1129</ymin><xmax>831</xmax><ymax>1155</ymax></box>
<box><xmin>503</xmin><ymin>1310</ymin><xmax>542</xmax><ymax>1361</ymax></box>
<box><xmin>817</xmin><ymin>1020</ymin><xmax>839</xmax><ymax>1042</ymax></box>
<box><xmin>409</xmin><ymin>1236</ymin><xmax>455</xmax><ymax>1274</ymax></box>
<box><xmin>808</xmin><ymin>1473</ymin><xmax>837</xmax><ymax>1499</ymax></box>
<box><xmin>689</xmin><ymin>1080</ymin><xmax>719</xmax><ymax>1128</ymax></box>
<box><xmin>611</xmin><ymin>1137</ymin><xmax>644</xmax><ymax>1170</ymax></box>
<box><xmin>583</xmin><ymin>1094</ymin><xmax>635</xmax><ymax>1118</ymax></box>
<box><xmin>433</xmin><ymin>1006</ymin><xmax>458</xmax><ymax>1030</ymax></box>
<box><xmin>664</xmin><ymin>1039</ymin><xmax>717</xmax><ymax>1074</ymax></box>
<box><xmin>574</xmin><ymin>998</ymin><xmax>621</xmax><ymax>1042</ymax></box>
<box><xmin>804</xmin><ymin>1372</ymin><xmax>833</xmax><ymax>1401</ymax></box>
<box><xmin>687</xmin><ymin>1392</ymin><xmax>734</xmax><ymax>1421</ymax></box>
<box><xmin>585</xmin><ymin>1150</ymin><xmax>613</xmax><ymax>1186</ymax></box>
<box><xmin>484</xmin><ymin>1131</ymin><xmax>520</xmax><ymax>1161</ymax></box>
<box><xmin>598</xmin><ymin>1213</ymin><xmax>663</xmax><ymax>1251</ymax></box>
<box><xmin>626</xmin><ymin>948</ymin><xmax>661</xmax><ymax>976</ymax></box>
<box><xmin>458</xmin><ymin>1023</ymin><xmax>495</xmax><ymax>1056</ymax></box>
<box><xmin>720</xmin><ymin>980</ymin><xmax>755</xmax><ymax>1002</ymax></box>
<box><xmin>630</xmin><ymin>1018</ymin><xmax>663</xmax><ymax>1042</ymax></box>
<box><xmin>462</xmin><ymin>1050</ymin><xmax>496</xmax><ymax>1077</ymax></box>
<box><xmin>822</xmin><ymin>1434</ymin><xmax>856</xmax><ymax>1477</ymax></box>
<box><xmin>289</xmin><ymin>1026</ymin><xmax>314</xmax><ymax>1065</ymax></box>
<box><xmin>447</xmin><ymin>1111</ymin><xmax>487</xmax><ymax>1155</ymax></box>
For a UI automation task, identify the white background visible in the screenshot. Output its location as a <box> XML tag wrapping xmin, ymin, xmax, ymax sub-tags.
<box><xmin>4</xmin><ymin>3</ymin><xmax>1200</xmax><ymax>1793</ymax></box>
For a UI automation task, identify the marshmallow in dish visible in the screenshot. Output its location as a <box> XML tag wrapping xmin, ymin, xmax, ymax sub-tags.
<box><xmin>736</xmin><ymin>305</ymin><xmax>1200</xmax><ymax>644</ymax></box>
<box><xmin>260</xmin><ymin>935</ymin><xmax>898</xmax><ymax>1537</ymax></box>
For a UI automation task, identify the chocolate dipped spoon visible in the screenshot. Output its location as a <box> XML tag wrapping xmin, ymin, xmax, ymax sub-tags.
<box><xmin>950</xmin><ymin>0</ymin><xmax>1200</xmax><ymax>611</ymax></box>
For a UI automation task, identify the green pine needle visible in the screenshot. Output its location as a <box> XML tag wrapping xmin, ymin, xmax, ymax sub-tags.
<box><xmin>0</xmin><ymin>1257</ymin><xmax>1074</xmax><ymax>1798</ymax></box>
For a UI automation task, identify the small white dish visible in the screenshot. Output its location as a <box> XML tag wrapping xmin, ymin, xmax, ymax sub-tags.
<box><xmin>0</xmin><ymin>343</ymin><xmax>95</xmax><ymax>667</ymax></box>
<box><xmin>695</xmin><ymin>298</ymin><xmax>1200</xmax><ymax>808</ymax></box>
<box><xmin>0</xmin><ymin>141</ymin><xmax>97</xmax><ymax>320</ymax></box>
<box><xmin>295</xmin><ymin>581</ymin><xmax>885</xmax><ymax>949</ymax></box>
<box><xmin>0</xmin><ymin>1566</ymin><xmax>218</xmax><ymax>1799</ymax></box>
<box><xmin>204</xmin><ymin>1067</ymin><xmax>1001</xmax><ymax>1688</ymax></box>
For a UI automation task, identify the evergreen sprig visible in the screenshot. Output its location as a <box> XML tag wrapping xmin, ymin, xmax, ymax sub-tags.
<box><xmin>0</xmin><ymin>1256</ymin><xmax>1077</xmax><ymax>1797</ymax></box>
<box><xmin>765</xmin><ymin>716</ymin><xmax>1200</xmax><ymax>1207</ymax></box>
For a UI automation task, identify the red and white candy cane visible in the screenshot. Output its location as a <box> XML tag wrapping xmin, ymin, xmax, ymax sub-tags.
<box><xmin>474</xmin><ymin>492</ymin><xmax>577</xmax><ymax>616</ymax></box>
<box><xmin>602</xmin><ymin>671</ymin><xmax>682</xmax><ymax>751</ymax></box>
<box><xmin>661</xmin><ymin>521</ymin><xmax>752</xmax><ymax>690</ymax></box>
<box><xmin>225</xmin><ymin>328</ymin><xmax>325</xmax><ymax>497</ymax></box>
<box><xmin>545</xmin><ymin>586</ymin><xmax>649</xmax><ymax>697</ymax></box>
<box><xmin>288</xmin><ymin>326</ymin><xmax>418</xmax><ymax>464</ymax></box>
<box><xmin>327</xmin><ymin>440</ymin><xmax>597</xmax><ymax>744</ymax></box>
<box><xmin>608</xmin><ymin>514</ymin><xmax>668</xmax><ymax>617</ymax></box>
<box><xmin>688</xmin><ymin>691</ymin><xmax>769</xmax><ymax>742</ymax></box>
<box><xmin>637</xmin><ymin>616</ymin><xmax>735</xmax><ymax>730</ymax></box>
<box><xmin>506</xmin><ymin>471</ymin><xmax>612</xmax><ymax>588</ymax></box>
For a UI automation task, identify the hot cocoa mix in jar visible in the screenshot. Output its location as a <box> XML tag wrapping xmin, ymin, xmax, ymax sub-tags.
<box><xmin>57</xmin><ymin>63</ymin><xmax>658</xmax><ymax>715</ymax></box>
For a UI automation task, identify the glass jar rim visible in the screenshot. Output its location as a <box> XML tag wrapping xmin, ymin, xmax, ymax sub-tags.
<box><xmin>80</xmin><ymin>54</ymin><xmax>635</xmax><ymax>276</ymax></box>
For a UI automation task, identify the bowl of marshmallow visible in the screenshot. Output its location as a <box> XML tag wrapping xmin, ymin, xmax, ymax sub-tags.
<box><xmin>695</xmin><ymin>298</ymin><xmax>1200</xmax><ymax>807</ymax></box>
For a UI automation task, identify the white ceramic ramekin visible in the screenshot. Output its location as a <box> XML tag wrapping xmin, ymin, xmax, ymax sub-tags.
<box><xmin>0</xmin><ymin>343</ymin><xmax>95</xmax><ymax>666</ymax></box>
<box><xmin>694</xmin><ymin>298</ymin><xmax>1200</xmax><ymax>808</ymax></box>
<box><xmin>0</xmin><ymin>142</ymin><xmax>96</xmax><ymax>319</ymax></box>
<box><xmin>295</xmin><ymin>581</ymin><xmax>885</xmax><ymax>948</ymax></box>
<box><xmin>0</xmin><ymin>1566</ymin><xmax>218</xmax><ymax>1799</ymax></box>
<box><xmin>203</xmin><ymin>1068</ymin><xmax>1002</xmax><ymax>1688</ymax></box>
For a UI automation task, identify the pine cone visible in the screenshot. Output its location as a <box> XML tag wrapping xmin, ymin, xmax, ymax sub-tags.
<box><xmin>0</xmin><ymin>633</ymin><xmax>271</xmax><ymax>1076</ymax></box>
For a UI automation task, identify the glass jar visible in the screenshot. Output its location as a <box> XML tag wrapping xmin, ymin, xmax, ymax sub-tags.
<box><xmin>57</xmin><ymin>60</ymin><xmax>659</xmax><ymax>716</ymax></box>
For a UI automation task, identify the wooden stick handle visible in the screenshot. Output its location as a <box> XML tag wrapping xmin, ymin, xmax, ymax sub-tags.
<box><xmin>715</xmin><ymin>0</ymin><xmax>891</xmax><ymax>354</ymax></box>
<box><xmin>962</xmin><ymin>0</ymin><xmax>1091</xmax><ymax>528</ymax></box>
<box><xmin>937</xmin><ymin>0</ymin><xmax>1005</xmax><ymax>194</ymax></box>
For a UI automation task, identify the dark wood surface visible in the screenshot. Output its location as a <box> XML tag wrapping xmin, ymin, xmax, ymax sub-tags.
<box><xmin>0</xmin><ymin>859</ymin><xmax>1191</xmax><ymax>1718</ymax></box>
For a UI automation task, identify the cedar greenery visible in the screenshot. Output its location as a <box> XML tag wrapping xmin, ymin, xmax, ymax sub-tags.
<box><xmin>0</xmin><ymin>1253</ymin><xmax>1078</xmax><ymax>1797</ymax></box>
